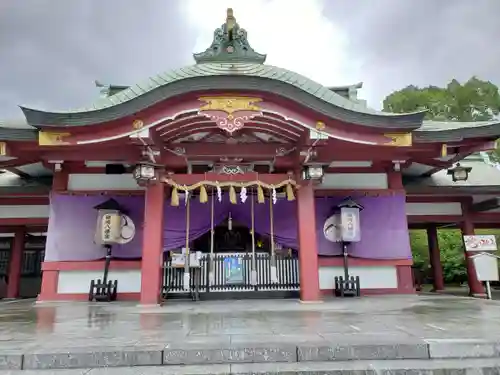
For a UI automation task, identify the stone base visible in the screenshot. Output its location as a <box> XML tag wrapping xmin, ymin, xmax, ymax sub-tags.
<box><xmin>6</xmin><ymin>340</ymin><xmax>500</xmax><ymax>371</ymax></box>
<box><xmin>471</xmin><ymin>293</ymin><xmax>488</xmax><ymax>298</ymax></box>
<box><xmin>299</xmin><ymin>299</ymin><xmax>324</xmax><ymax>304</ymax></box>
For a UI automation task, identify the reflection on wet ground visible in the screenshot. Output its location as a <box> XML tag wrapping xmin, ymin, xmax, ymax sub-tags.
<box><xmin>0</xmin><ymin>295</ymin><xmax>499</xmax><ymax>352</ymax></box>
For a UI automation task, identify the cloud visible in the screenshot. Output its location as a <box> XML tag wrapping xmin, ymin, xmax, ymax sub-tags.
<box><xmin>0</xmin><ymin>0</ymin><xmax>197</xmax><ymax>117</ymax></box>
<box><xmin>182</xmin><ymin>0</ymin><xmax>358</xmax><ymax>87</ymax></box>
<box><xmin>1</xmin><ymin>0</ymin><xmax>499</xmax><ymax>117</ymax></box>
<box><xmin>321</xmin><ymin>0</ymin><xmax>500</xmax><ymax>108</ymax></box>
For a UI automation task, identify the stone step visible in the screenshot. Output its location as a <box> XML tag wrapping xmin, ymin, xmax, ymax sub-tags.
<box><xmin>3</xmin><ymin>340</ymin><xmax>500</xmax><ymax>371</ymax></box>
<box><xmin>3</xmin><ymin>358</ymin><xmax>500</xmax><ymax>374</ymax></box>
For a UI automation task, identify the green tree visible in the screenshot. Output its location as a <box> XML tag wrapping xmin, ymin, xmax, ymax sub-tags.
<box><xmin>384</xmin><ymin>77</ymin><xmax>500</xmax><ymax>160</ymax></box>
<box><xmin>384</xmin><ymin>77</ymin><xmax>500</xmax><ymax>122</ymax></box>
<box><xmin>387</xmin><ymin>77</ymin><xmax>500</xmax><ymax>285</ymax></box>
<box><xmin>409</xmin><ymin>229</ymin><xmax>466</xmax><ymax>285</ymax></box>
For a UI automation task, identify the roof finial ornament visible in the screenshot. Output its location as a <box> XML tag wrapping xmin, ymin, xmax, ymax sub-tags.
<box><xmin>226</xmin><ymin>8</ymin><xmax>236</xmax><ymax>37</ymax></box>
<box><xmin>193</xmin><ymin>8</ymin><xmax>266</xmax><ymax>64</ymax></box>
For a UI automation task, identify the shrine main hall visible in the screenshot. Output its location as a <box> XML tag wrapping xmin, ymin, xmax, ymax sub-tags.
<box><xmin>1</xmin><ymin>9</ymin><xmax>500</xmax><ymax>304</ymax></box>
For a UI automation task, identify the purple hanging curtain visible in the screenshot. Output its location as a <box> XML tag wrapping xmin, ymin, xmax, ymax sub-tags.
<box><xmin>162</xmin><ymin>197</ymin><xmax>298</xmax><ymax>250</ymax></box>
<box><xmin>229</xmin><ymin>197</ymin><xmax>298</xmax><ymax>249</ymax></box>
<box><xmin>313</xmin><ymin>195</ymin><xmax>412</xmax><ymax>259</ymax></box>
<box><xmin>162</xmin><ymin>198</ymin><xmax>230</xmax><ymax>251</ymax></box>
<box><xmin>44</xmin><ymin>193</ymin><xmax>411</xmax><ymax>261</ymax></box>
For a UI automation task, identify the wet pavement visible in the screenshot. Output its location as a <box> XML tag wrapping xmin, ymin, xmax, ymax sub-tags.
<box><xmin>0</xmin><ymin>294</ymin><xmax>500</xmax><ymax>352</ymax></box>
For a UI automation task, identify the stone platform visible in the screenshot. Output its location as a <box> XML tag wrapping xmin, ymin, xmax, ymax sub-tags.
<box><xmin>0</xmin><ymin>295</ymin><xmax>500</xmax><ymax>373</ymax></box>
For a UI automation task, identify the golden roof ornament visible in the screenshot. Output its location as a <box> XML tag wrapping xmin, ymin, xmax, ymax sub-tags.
<box><xmin>226</xmin><ymin>8</ymin><xmax>236</xmax><ymax>33</ymax></box>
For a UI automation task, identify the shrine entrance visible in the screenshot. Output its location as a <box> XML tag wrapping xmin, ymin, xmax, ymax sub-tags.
<box><xmin>161</xmin><ymin>183</ymin><xmax>300</xmax><ymax>301</ymax></box>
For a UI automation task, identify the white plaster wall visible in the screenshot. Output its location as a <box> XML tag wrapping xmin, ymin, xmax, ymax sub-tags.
<box><xmin>319</xmin><ymin>173</ymin><xmax>388</xmax><ymax>189</ymax></box>
<box><xmin>318</xmin><ymin>266</ymin><xmax>398</xmax><ymax>289</ymax></box>
<box><xmin>328</xmin><ymin>161</ymin><xmax>372</xmax><ymax>168</ymax></box>
<box><xmin>67</xmin><ymin>174</ymin><xmax>144</xmax><ymax>191</ymax></box>
<box><xmin>0</xmin><ymin>205</ymin><xmax>49</xmax><ymax>218</ymax></box>
<box><xmin>57</xmin><ymin>270</ymin><xmax>141</xmax><ymax>293</ymax></box>
<box><xmin>405</xmin><ymin>202</ymin><xmax>462</xmax><ymax>216</ymax></box>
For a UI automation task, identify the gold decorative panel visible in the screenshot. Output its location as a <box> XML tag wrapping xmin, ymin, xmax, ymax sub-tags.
<box><xmin>441</xmin><ymin>143</ymin><xmax>447</xmax><ymax>157</ymax></box>
<box><xmin>198</xmin><ymin>96</ymin><xmax>263</xmax><ymax>134</ymax></box>
<box><xmin>383</xmin><ymin>133</ymin><xmax>412</xmax><ymax>147</ymax></box>
<box><xmin>132</xmin><ymin>119</ymin><xmax>144</xmax><ymax>130</ymax></box>
<box><xmin>199</xmin><ymin>96</ymin><xmax>262</xmax><ymax>114</ymax></box>
<box><xmin>0</xmin><ymin>142</ymin><xmax>6</xmax><ymax>156</ymax></box>
<box><xmin>38</xmin><ymin>131</ymin><xmax>71</xmax><ymax>146</ymax></box>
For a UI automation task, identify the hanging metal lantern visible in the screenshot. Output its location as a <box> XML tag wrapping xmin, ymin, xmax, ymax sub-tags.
<box><xmin>133</xmin><ymin>162</ymin><xmax>159</xmax><ymax>183</ymax></box>
<box><xmin>447</xmin><ymin>163</ymin><xmax>472</xmax><ymax>182</ymax></box>
<box><xmin>302</xmin><ymin>165</ymin><xmax>324</xmax><ymax>180</ymax></box>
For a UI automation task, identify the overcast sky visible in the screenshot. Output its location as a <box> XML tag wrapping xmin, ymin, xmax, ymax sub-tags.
<box><xmin>1</xmin><ymin>0</ymin><xmax>500</xmax><ymax>118</ymax></box>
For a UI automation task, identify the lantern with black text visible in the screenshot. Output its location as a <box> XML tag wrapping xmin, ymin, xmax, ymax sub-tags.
<box><xmin>334</xmin><ymin>197</ymin><xmax>364</xmax><ymax>298</ymax></box>
<box><xmin>89</xmin><ymin>198</ymin><xmax>130</xmax><ymax>302</ymax></box>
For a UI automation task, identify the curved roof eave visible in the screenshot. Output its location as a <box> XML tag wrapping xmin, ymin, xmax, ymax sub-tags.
<box><xmin>0</xmin><ymin>119</ymin><xmax>38</xmax><ymax>141</ymax></box>
<box><xmin>327</xmin><ymin>82</ymin><xmax>363</xmax><ymax>91</ymax></box>
<box><xmin>414</xmin><ymin>120</ymin><xmax>500</xmax><ymax>142</ymax></box>
<box><xmin>20</xmin><ymin>63</ymin><xmax>425</xmax><ymax>130</ymax></box>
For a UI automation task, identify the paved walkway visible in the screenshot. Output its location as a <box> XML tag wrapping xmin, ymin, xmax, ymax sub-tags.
<box><xmin>1</xmin><ymin>294</ymin><xmax>500</xmax><ymax>352</ymax></box>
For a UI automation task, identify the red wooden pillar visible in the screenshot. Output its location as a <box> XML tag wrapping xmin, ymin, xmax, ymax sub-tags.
<box><xmin>7</xmin><ymin>227</ymin><xmax>25</xmax><ymax>298</ymax></box>
<box><xmin>296</xmin><ymin>182</ymin><xmax>321</xmax><ymax>302</ymax></box>
<box><xmin>426</xmin><ymin>224</ymin><xmax>445</xmax><ymax>291</ymax></box>
<box><xmin>140</xmin><ymin>182</ymin><xmax>165</xmax><ymax>305</ymax></box>
<box><xmin>461</xmin><ymin>201</ymin><xmax>485</xmax><ymax>296</ymax></box>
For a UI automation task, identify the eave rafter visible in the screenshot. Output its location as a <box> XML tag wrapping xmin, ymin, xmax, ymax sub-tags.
<box><xmin>157</xmin><ymin>110</ymin><xmax>306</xmax><ymax>145</ymax></box>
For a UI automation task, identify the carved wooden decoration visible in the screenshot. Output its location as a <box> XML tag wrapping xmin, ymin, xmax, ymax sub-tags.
<box><xmin>212</xmin><ymin>164</ymin><xmax>252</xmax><ymax>174</ymax></box>
<box><xmin>38</xmin><ymin>131</ymin><xmax>71</xmax><ymax>146</ymax></box>
<box><xmin>383</xmin><ymin>133</ymin><xmax>413</xmax><ymax>147</ymax></box>
<box><xmin>198</xmin><ymin>96</ymin><xmax>263</xmax><ymax>134</ymax></box>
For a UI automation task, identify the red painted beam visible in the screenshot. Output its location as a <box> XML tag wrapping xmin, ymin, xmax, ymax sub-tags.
<box><xmin>164</xmin><ymin>173</ymin><xmax>293</xmax><ymax>185</ymax></box>
<box><xmin>0</xmin><ymin>218</ymin><xmax>48</xmax><ymax>226</ymax></box>
<box><xmin>315</xmin><ymin>189</ymin><xmax>402</xmax><ymax>197</ymax></box>
<box><xmin>164</xmin><ymin>143</ymin><xmax>293</xmax><ymax>158</ymax></box>
<box><xmin>40</xmin><ymin>147</ymin><xmax>142</xmax><ymax>162</ymax></box>
<box><xmin>60</xmin><ymin>190</ymin><xmax>145</xmax><ymax>196</ymax></box>
<box><xmin>406</xmin><ymin>196</ymin><xmax>469</xmax><ymax>203</ymax></box>
<box><xmin>0</xmin><ymin>197</ymin><xmax>49</xmax><ymax>205</ymax></box>
<box><xmin>0</xmin><ymin>225</ymin><xmax>47</xmax><ymax>233</ymax></box>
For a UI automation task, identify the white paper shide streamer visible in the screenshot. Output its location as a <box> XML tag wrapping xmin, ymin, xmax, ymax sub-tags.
<box><xmin>183</xmin><ymin>271</ymin><xmax>190</xmax><ymax>291</ymax></box>
<box><xmin>240</xmin><ymin>186</ymin><xmax>248</xmax><ymax>203</ymax></box>
<box><xmin>216</xmin><ymin>185</ymin><xmax>222</xmax><ymax>202</ymax></box>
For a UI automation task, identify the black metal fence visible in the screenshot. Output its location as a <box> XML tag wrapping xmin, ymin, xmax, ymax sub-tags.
<box><xmin>162</xmin><ymin>252</ymin><xmax>300</xmax><ymax>299</ymax></box>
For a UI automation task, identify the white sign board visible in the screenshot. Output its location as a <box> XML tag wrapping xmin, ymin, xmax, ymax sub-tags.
<box><xmin>463</xmin><ymin>235</ymin><xmax>497</xmax><ymax>252</ymax></box>
<box><xmin>473</xmin><ymin>253</ymin><xmax>499</xmax><ymax>281</ymax></box>
<box><xmin>171</xmin><ymin>252</ymin><xmax>202</xmax><ymax>267</ymax></box>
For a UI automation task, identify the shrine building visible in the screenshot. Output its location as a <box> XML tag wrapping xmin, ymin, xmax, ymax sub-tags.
<box><xmin>1</xmin><ymin>9</ymin><xmax>500</xmax><ymax>303</ymax></box>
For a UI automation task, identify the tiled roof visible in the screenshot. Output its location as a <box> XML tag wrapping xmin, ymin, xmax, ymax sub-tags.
<box><xmin>20</xmin><ymin>63</ymin><xmax>425</xmax><ymax>129</ymax></box>
<box><xmin>406</xmin><ymin>155</ymin><xmax>500</xmax><ymax>190</ymax></box>
<box><xmin>0</xmin><ymin>120</ymin><xmax>37</xmax><ymax>141</ymax></box>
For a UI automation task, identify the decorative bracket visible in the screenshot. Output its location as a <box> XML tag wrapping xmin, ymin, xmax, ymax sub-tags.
<box><xmin>38</xmin><ymin>131</ymin><xmax>71</xmax><ymax>146</ymax></box>
<box><xmin>0</xmin><ymin>142</ymin><xmax>7</xmax><ymax>156</ymax></box>
<box><xmin>198</xmin><ymin>96</ymin><xmax>263</xmax><ymax>134</ymax></box>
<box><xmin>212</xmin><ymin>163</ymin><xmax>256</xmax><ymax>174</ymax></box>
<box><xmin>383</xmin><ymin>133</ymin><xmax>412</xmax><ymax>147</ymax></box>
